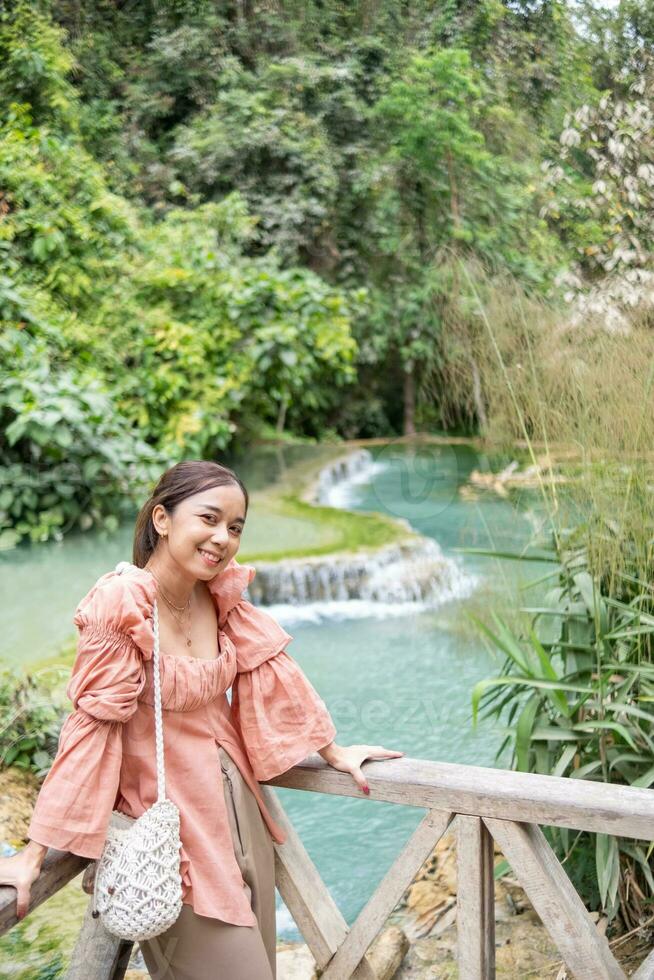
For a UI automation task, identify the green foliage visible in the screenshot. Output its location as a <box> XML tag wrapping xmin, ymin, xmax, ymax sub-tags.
<box><xmin>466</xmin><ymin>528</ymin><xmax>654</xmax><ymax>926</ymax></box>
<box><xmin>0</xmin><ymin>6</ymin><xmax>360</xmax><ymax>545</ymax></box>
<box><xmin>0</xmin><ymin>277</ymin><xmax>165</xmax><ymax>547</ymax></box>
<box><xmin>1</xmin><ymin>0</ymin><xmax>650</xmax><ymax>544</ymax></box>
<box><xmin>0</xmin><ymin>667</ymin><xmax>67</xmax><ymax>777</ymax></box>
<box><xmin>168</xmin><ymin>60</ymin><xmax>343</xmax><ymax>262</ymax></box>
<box><xmin>356</xmin><ymin>46</ymin><xmax>565</xmax><ymax>415</ymax></box>
<box><xmin>33</xmin><ymin>0</ymin><xmax>582</xmax><ymax>443</ymax></box>
<box><xmin>0</xmin><ymin>4</ymin><xmax>77</xmax><ymax>130</ymax></box>
<box><xmin>117</xmin><ymin>197</ymin><xmax>361</xmax><ymax>452</ymax></box>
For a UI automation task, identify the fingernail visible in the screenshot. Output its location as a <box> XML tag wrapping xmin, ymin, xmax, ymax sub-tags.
<box><xmin>363</xmin><ymin>785</ymin><xmax>369</xmax><ymax>794</ymax></box>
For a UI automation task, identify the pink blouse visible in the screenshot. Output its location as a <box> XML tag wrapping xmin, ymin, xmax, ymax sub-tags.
<box><xmin>27</xmin><ymin>558</ymin><xmax>337</xmax><ymax>926</ymax></box>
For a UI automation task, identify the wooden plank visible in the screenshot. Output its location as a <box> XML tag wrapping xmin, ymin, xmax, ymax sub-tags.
<box><xmin>483</xmin><ymin>818</ymin><xmax>625</xmax><ymax>980</ymax></box>
<box><xmin>320</xmin><ymin>809</ymin><xmax>453</xmax><ymax>980</ymax></box>
<box><xmin>457</xmin><ymin>815</ymin><xmax>495</xmax><ymax>980</ymax></box>
<box><xmin>259</xmin><ymin>785</ymin><xmax>376</xmax><ymax>979</ymax></box>
<box><xmin>262</xmin><ymin>755</ymin><xmax>654</xmax><ymax>841</ymax></box>
<box><xmin>633</xmin><ymin>947</ymin><xmax>654</xmax><ymax>980</ymax></box>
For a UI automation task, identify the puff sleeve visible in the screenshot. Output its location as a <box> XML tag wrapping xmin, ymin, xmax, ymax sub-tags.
<box><xmin>27</xmin><ymin>575</ymin><xmax>147</xmax><ymax>859</ymax></box>
<box><xmin>224</xmin><ymin>599</ymin><xmax>337</xmax><ymax>781</ymax></box>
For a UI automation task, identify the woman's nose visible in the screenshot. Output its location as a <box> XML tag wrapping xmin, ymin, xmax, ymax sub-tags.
<box><xmin>210</xmin><ymin>525</ymin><xmax>229</xmax><ymax>545</ymax></box>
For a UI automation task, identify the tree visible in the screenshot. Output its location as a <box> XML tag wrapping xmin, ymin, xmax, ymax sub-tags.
<box><xmin>365</xmin><ymin>47</ymin><xmax>556</xmax><ymax>433</ymax></box>
<box><xmin>541</xmin><ymin>57</ymin><xmax>654</xmax><ymax>333</ymax></box>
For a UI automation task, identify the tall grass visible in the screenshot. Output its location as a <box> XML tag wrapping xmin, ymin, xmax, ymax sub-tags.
<box><xmin>442</xmin><ymin>256</ymin><xmax>654</xmax><ymax>930</ymax></box>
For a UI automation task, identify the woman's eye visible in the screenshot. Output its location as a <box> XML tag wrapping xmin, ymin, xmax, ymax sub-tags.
<box><xmin>202</xmin><ymin>515</ymin><xmax>241</xmax><ymax>534</ymax></box>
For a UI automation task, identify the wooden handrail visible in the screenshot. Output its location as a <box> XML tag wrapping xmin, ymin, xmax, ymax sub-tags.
<box><xmin>264</xmin><ymin>753</ymin><xmax>654</xmax><ymax>840</ymax></box>
<box><xmin>0</xmin><ymin>849</ymin><xmax>89</xmax><ymax>931</ymax></box>
<box><xmin>2</xmin><ymin>754</ymin><xmax>653</xmax><ymax>979</ymax></box>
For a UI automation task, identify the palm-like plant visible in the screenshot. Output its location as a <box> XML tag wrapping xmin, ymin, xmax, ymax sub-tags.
<box><xmin>464</xmin><ymin>524</ymin><xmax>654</xmax><ymax>929</ymax></box>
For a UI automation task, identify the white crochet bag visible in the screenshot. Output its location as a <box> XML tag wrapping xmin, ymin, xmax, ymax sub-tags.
<box><xmin>90</xmin><ymin>562</ymin><xmax>183</xmax><ymax>941</ymax></box>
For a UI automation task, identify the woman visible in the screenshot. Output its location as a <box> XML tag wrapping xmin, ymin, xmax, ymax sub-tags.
<box><xmin>0</xmin><ymin>460</ymin><xmax>403</xmax><ymax>979</ymax></box>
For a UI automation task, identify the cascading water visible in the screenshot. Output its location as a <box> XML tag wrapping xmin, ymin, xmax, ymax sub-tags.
<box><xmin>247</xmin><ymin>537</ymin><xmax>475</xmax><ymax>606</ymax></box>
<box><xmin>246</xmin><ymin>449</ymin><xmax>479</xmax><ymax>618</ymax></box>
<box><xmin>314</xmin><ymin>448</ymin><xmax>385</xmax><ymax>508</ymax></box>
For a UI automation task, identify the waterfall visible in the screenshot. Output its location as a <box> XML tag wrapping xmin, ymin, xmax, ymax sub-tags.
<box><xmin>247</xmin><ymin>536</ymin><xmax>474</xmax><ymax>607</ymax></box>
<box><xmin>246</xmin><ymin>449</ymin><xmax>478</xmax><ymax>615</ymax></box>
<box><xmin>314</xmin><ymin>449</ymin><xmax>384</xmax><ymax>508</ymax></box>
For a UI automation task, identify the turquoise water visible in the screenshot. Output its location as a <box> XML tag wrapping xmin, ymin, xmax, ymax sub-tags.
<box><xmin>263</xmin><ymin>442</ymin><xmax>554</xmax><ymax>938</ymax></box>
<box><xmin>0</xmin><ymin>441</ymin><xmax>554</xmax><ymax>947</ymax></box>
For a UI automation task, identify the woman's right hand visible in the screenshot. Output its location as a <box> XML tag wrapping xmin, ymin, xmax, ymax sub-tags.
<box><xmin>0</xmin><ymin>843</ymin><xmax>46</xmax><ymax>920</ymax></box>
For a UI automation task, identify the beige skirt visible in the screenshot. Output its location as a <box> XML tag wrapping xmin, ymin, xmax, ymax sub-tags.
<box><xmin>138</xmin><ymin>744</ymin><xmax>277</xmax><ymax>980</ymax></box>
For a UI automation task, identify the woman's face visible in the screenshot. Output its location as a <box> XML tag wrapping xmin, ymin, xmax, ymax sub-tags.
<box><xmin>151</xmin><ymin>483</ymin><xmax>246</xmax><ymax>580</ymax></box>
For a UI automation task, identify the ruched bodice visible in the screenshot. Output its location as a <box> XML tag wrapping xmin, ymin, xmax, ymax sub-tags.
<box><xmin>139</xmin><ymin>636</ymin><xmax>239</xmax><ymax>713</ymax></box>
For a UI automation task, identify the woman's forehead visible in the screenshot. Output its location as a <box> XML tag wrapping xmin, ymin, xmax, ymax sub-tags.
<box><xmin>184</xmin><ymin>484</ymin><xmax>246</xmax><ymax>516</ymax></box>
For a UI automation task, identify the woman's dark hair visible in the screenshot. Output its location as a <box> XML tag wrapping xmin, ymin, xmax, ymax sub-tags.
<box><xmin>133</xmin><ymin>460</ymin><xmax>249</xmax><ymax>567</ymax></box>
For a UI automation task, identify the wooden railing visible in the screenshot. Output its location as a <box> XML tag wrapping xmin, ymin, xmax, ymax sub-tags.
<box><xmin>2</xmin><ymin>755</ymin><xmax>654</xmax><ymax>979</ymax></box>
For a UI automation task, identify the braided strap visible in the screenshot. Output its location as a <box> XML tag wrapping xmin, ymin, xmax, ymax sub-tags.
<box><xmin>153</xmin><ymin>597</ymin><xmax>167</xmax><ymax>803</ymax></box>
<box><xmin>91</xmin><ymin>563</ymin><xmax>183</xmax><ymax>941</ymax></box>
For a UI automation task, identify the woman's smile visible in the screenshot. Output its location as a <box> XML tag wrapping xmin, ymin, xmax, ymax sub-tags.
<box><xmin>197</xmin><ymin>547</ymin><xmax>224</xmax><ymax>567</ymax></box>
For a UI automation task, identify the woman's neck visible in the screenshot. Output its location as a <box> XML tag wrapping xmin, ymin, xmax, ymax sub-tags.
<box><xmin>144</xmin><ymin>556</ymin><xmax>197</xmax><ymax>607</ymax></box>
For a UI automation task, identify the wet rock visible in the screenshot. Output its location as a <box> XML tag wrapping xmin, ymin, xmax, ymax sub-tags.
<box><xmin>367</xmin><ymin>925</ymin><xmax>410</xmax><ymax>979</ymax></box>
<box><xmin>277</xmin><ymin>941</ymin><xmax>317</xmax><ymax>979</ymax></box>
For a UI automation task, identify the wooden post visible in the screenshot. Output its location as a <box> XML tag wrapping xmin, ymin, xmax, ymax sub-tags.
<box><xmin>319</xmin><ymin>809</ymin><xmax>453</xmax><ymax>980</ymax></box>
<box><xmin>484</xmin><ymin>818</ymin><xmax>625</xmax><ymax>980</ymax></box>
<box><xmin>457</xmin><ymin>815</ymin><xmax>496</xmax><ymax>980</ymax></box>
<box><xmin>65</xmin><ymin>897</ymin><xmax>133</xmax><ymax>980</ymax></box>
<box><xmin>633</xmin><ymin>946</ymin><xmax>654</xmax><ymax>980</ymax></box>
<box><xmin>4</xmin><ymin>756</ymin><xmax>654</xmax><ymax>980</ymax></box>
<box><xmin>259</xmin><ymin>784</ymin><xmax>377</xmax><ymax>978</ymax></box>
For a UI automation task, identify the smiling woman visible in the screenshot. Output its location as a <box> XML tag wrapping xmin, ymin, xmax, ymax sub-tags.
<box><xmin>136</xmin><ymin>467</ymin><xmax>250</xmax><ymax>655</ymax></box>
<box><xmin>0</xmin><ymin>459</ymin><xmax>403</xmax><ymax>979</ymax></box>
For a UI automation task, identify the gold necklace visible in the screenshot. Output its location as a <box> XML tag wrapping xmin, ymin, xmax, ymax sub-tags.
<box><xmin>147</xmin><ymin>568</ymin><xmax>194</xmax><ymax>647</ymax></box>
<box><xmin>161</xmin><ymin>592</ymin><xmax>193</xmax><ymax>647</ymax></box>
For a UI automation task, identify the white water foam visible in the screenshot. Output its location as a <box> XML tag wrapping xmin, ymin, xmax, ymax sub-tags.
<box><xmin>254</xmin><ymin>558</ymin><xmax>481</xmax><ymax>628</ymax></box>
<box><xmin>318</xmin><ymin>457</ymin><xmax>389</xmax><ymax>509</ymax></box>
<box><xmin>251</xmin><ymin>447</ymin><xmax>481</xmax><ymax>621</ymax></box>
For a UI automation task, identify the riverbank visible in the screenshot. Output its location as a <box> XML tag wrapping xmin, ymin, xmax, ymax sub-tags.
<box><xmin>239</xmin><ymin>444</ymin><xmax>422</xmax><ymax>563</ymax></box>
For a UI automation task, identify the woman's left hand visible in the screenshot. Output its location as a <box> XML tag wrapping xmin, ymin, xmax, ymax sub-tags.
<box><xmin>318</xmin><ymin>743</ymin><xmax>404</xmax><ymax>795</ymax></box>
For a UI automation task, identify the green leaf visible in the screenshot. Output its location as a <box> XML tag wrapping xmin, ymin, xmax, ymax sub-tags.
<box><xmin>596</xmin><ymin>834</ymin><xmax>620</xmax><ymax>909</ymax></box>
<box><xmin>467</xmin><ymin>613</ymin><xmax>530</xmax><ymax>673</ymax></box>
<box><xmin>552</xmin><ymin>743</ymin><xmax>578</xmax><ymax>777</ymax></box>
<box><xmin>531</xmin><ymin>726</ymin><xmax>580</xmax><ymax>741</ymax></box>
<box><xmin>631</xmin><ymin>764</ymin><xmax>654</xmax><ymax>789</ymax></box>
<box><xmin>527</xmin><ymin>626</ymin><xmax>570</xmax><ymax>717</ymax></box>
<box><xmin>32</xmin><ymin>750</ymin><xmax>51</xmax><ymax>769</ymax></box>
<box><xmin>450</xmin><ymin>547</ymin><xmax>558</xmax><ymax>562</ymax></box>
<box><xmin>570</xmin><ymin>759</ymin><xmax>603</xmax><ymax>778</ymax></box>
<box><xmin>516</xmin><ymin>694</ymin><xmax>541</xmax><ymax>771</ymax></box>
<box><xmin>471</xmin><ymin>677</ymin><xmax>592</xmax><ymax>725</ymax></box>
<box><xmin>571</xmin><ymin>720</ymin><xmax>639</xmax><ymax>751</ymax></box>
<box><xmin>493</xmin><ymin>858</ymin><xmax>511</xmax><ymax>880</ymax></box>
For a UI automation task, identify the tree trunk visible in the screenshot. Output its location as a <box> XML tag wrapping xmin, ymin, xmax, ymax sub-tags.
<box><xmin>403</xmin><ymin>362</ymin><xmax>416</xmax><ymax>436</ymax></box>
<box><xmin>469</xmin><ymin>355</ymin><xmax>487</xmax><ymax>433</ymax></box>
<box><xmin>447</xmin><ymin>149</ymin><xmax>461</xmax><ymax>230</ymax></box>
<box><xmin>276</xmin><ymin>399</ymin><xmax>287</xmax><ymax>435</ymax></box>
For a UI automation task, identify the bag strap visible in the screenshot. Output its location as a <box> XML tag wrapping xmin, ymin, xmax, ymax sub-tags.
<box><xmin>152</xmin><ymin>597</ymin><xmax>167</xmax><ymax>803</ymax></box>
